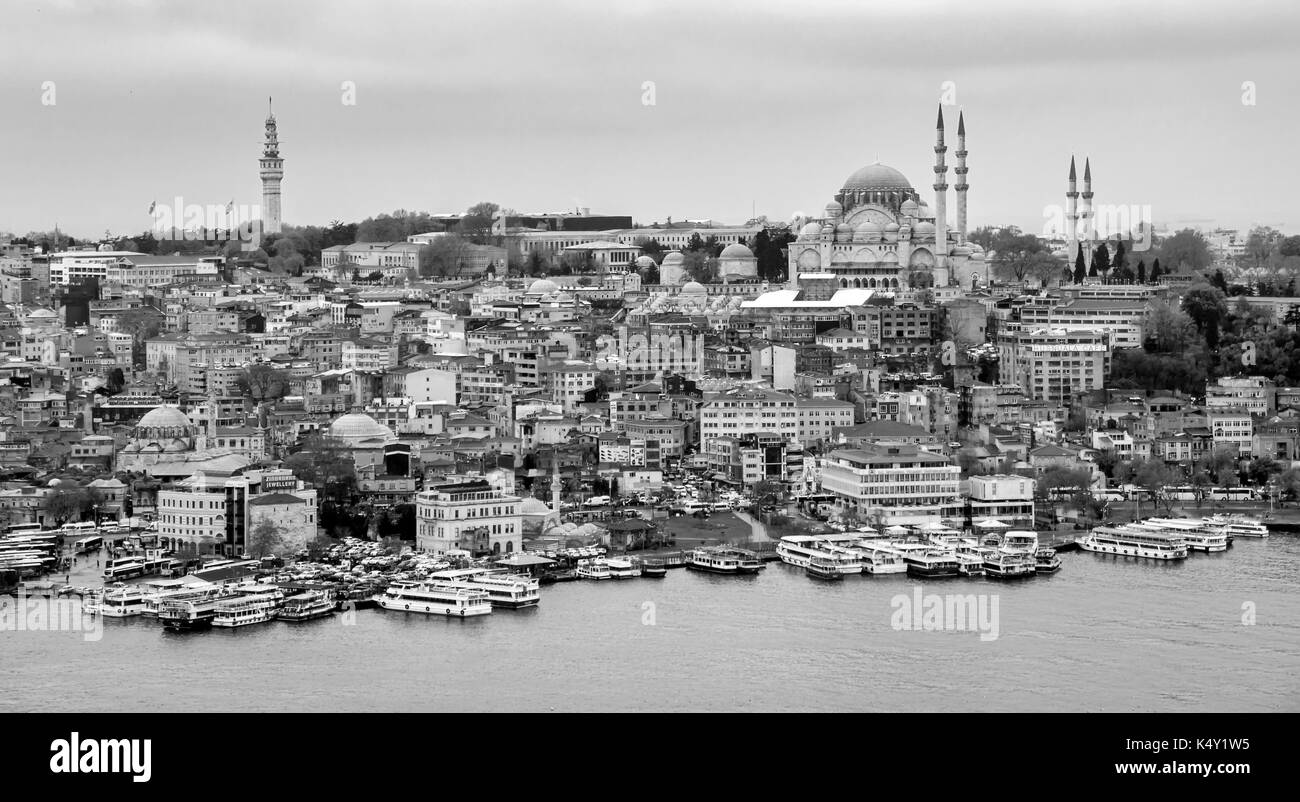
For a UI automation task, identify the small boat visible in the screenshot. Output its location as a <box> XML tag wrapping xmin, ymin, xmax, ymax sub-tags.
<box><xmin>277</xmin><ymin>590</ymin><xmax>336</xmax><ymax>622</ymax></box>
<box><xmin>374</xmin><ymin>581</ymin><xmax>491</xmax><ymax>617</ymax></box>
<box><xmin>983</xmin><ymin>551</ymin><xmax>1036</xmax><ymax>579</ymax></box>
<box><xmin>685</xmin><ymin>547</ymin><xmax>764</xmax><ymax>575</ymax></box>
<box><xmin>605</xmin><ymin>557</ymin><xmax>642</xmax><ymax>579</ymax></box>
<box><xmin>212</xmin><ymin>588</ymin><xmax>283</xmax><ymax>628</ymax></box>
<box><xmin>86</xmin><ymin>583</ymin><xmax>150</xmax><ymax>617</ymax></box>
<box><xmin>1034</xmin><ymin>547</ymin><xmax>1062</xmax><ymax>573</ymax></box>
<box><xmin>576</xmin><ymin>559</ymin><xmax>612</xmax><ymax>580</ymax></box>
<box><xmin>805</xmin><ymin>556</ymin><xmax>844</xmax><ymax>581</ymax></box>
<box><xmin>641</xmin><ymin>559</ymin><xmax>668</xmax><ymax>578</ymax></box>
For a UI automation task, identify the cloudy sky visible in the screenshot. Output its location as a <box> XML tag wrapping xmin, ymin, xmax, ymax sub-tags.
<box><xmin>1</xmin><ymin>0</ymin><xmax>1295</xmax><ymax>240</ymax></box>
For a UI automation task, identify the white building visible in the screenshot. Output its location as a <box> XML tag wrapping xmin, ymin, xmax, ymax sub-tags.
<box><xmin>819</xmin><ymin>444</ymin><xmax>962</xmax><ymax>525</ymax></box>
<box><xmin>415</xmin><ymin>478</ymin><xmax>522</xmax><ymax>556</ymax></box>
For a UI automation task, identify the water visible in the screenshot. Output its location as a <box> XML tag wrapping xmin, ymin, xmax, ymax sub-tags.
<box><xmin>4</xmin><ymin>538</ymin><xmax>1299</xmax><ymax>712</ymax></box>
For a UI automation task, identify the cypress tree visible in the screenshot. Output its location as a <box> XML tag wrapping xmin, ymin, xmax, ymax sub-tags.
<box><xmin>1136</xmin><ymin>259</ymin><xmax>1146</xmax><ymax>284</ymax></box>
<box><xmin>1073</xmin><ymin>249</ymin><xmax>1086</xmax><ymax>283</ymax></box>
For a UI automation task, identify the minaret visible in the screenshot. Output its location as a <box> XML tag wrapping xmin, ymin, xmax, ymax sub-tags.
<box><xmin>932</xmin><ymin>104</ymin><xmax>949</xmax><ymax>269</ymax></box>
<box><xmin>259</xmin><ymin>97</ymin><xmax>283</xmax><ymax>235</ymax></box>
<box><xmin>1080</xmin><ymin>158</ymin><xmax>1094</xmax><ymax>269</ymax></box>
<box><xmin>206</xmin><ymin>388</ymin><xmax>219</xmax><ymax>447</ymax></box>
<box><xmin>1066</xmin><ymin>156</ymin><xmax>1079</xmax><ymax>263</ymax></box>
<box><xmin>550</xmin><ymin>459</ymin><xmax>562</xmax><ymax>513</ymax></box>
<box><xmin>954</xmin><ymin>110</ymin><xmax>968</xmax><ymax>239</ymax></box>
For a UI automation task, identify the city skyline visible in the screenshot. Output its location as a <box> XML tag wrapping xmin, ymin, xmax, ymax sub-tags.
<box><xmin>2</xmin><ymin>0</ymin><xmax>1296</xmax><ymax>240</ymax></box>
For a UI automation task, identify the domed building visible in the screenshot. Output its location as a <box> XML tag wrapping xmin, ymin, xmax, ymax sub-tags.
<box><xmin>784</xmin><ymin>106</ymin><xmax>985</xmax><ymax>292</ymax></box>
<box><xmin>525</xmin><ymin>277</ymin><xmax>560</xmax><ymax>296</ymax></box>
<box><xmin>116</xmin><ymin>405</ymin><xmax>200</xmax><ymax>472</ymax></box>
<box><xmin>659</xmin><ymin>251</ymin><xmax>687</xmax><ymax>285</ymax></box>
<box><xmin>328</xmin><ymin>412</ymin><xmax>396</xmax><ymax>448</ymax></box>
<box><xmin>717</xmin><ymin>242</ymin><xmax>758</xmax><ymax>281</ymax></box>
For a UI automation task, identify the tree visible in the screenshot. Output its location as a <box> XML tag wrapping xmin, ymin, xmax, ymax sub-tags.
<box><xmin>1038</xmin><ymin>467</ymin><xmax>1092</xmax><ymax>498</ymax></box>
<box><xmin>103</xmin><ymin>367</ymin><xmax>126</xmax><ymax>395</ymax></box>
<box><xmin>1136</xmin><ymin>259</ymin><xmax>1146</xmax><ymax>284</ymax></box>
<box><xmin>1143</xmin><ymin>297</ymin><xmax>1196</xmax><ymax>352</ymax></box>
<box><xmin>1197</xmin><ymin>446</ymin><xmax>1239</xmax><ymax>488</ymax></box>
<box><xmin>1277</xmin><ymin>467</ymin><xmax>1300</xmax><ymax>503</ymax></box>
<box><xmin>1134</xmin><ymin>459</ymin><xmax>1176</xmax><ymax>515</ymax></box>
<box><xmin>418</xmin><ymin>235</ymin><xmax>472</xmax><ymax>278</ymax></box>
<box><xmin>1245</xmin><ymin>225</ymin><xmax>1281</xmax><ymax>267</ymax></box>
<box><xmin>41</xmin><ymin>485</ymin><xmax>93</xmax><ymax>527</ymax></box>
<box><xmin>1113</xmin><ymin>239</ymin><xmax>1127</xmax><ymax>278</ymax></box>
<box><xmin>1211</xmin><ymin>269</ymin><xmax>1229</xmax><ymax>293</ymax></box>
<box><xmin>1158</xmin><ymin>228</ymin><xmax>1212</xmax><ymax>274</ymax></box>
<box><xmin>237</xmin><ymin>363</ymin><xmax>290</xmax><ymax>402</ymax></box>
<box><xmin>1093</xmin><ymin>243</ymin><xmax>1111</xmax><ymax>282</ymax></box>
<box><xmin>1073</xmin><ymin>249</ymin><xmax>1086</xmax><ymax>283</ymax></box>
<box><xmin>246</xmin><ymin>518</ymin><xmax>286</xmax><ymax>559</ymax></box>
<box><xmin>1149</xmin><ymin>258</ymin><xmax>1162</xmax><ymax>284</ymax></box>
<box><xmin>986</xmin><ymin>226</ymin><xmax>1048</xmax><ymax>283</ymax></box>
<box><xmin>283</xmin><ymin>433</ymin><xmax>357</xmax><ymax>505</ymax></box>
<box><xmin>457</xmin><ymin>201</ymin><xmax>501</xmax><ymax>244</ymax></box>
<box><xmin>1245</xmin><ymin>457</ymin><xmax>1279</xmax><ymax>487</ymax></box>
<box><xmin>1181</xmin><ymin>283</ymin><xmax>1228</xmax><ymax>348</ymax></box>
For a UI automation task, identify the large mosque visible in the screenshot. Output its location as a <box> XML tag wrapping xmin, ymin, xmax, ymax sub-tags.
<box><xmin>785</xmin><ymin>106</ymin><xmax>986</xmax><ymax>292</ymax></box>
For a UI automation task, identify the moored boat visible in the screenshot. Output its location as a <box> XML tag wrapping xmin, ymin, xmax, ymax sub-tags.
<box><xmin>1034</xmin><ymin>546</ymin><xmax>1062</xmax><ymax>573</ymax></box>
<box><xmin>277</xmin><ymin>590</ymin><xmax>336</xmax><ymax>622</ymax></box>
<box><xmin>982</xmin><ymin>550</ymin><xmax>1036</xmax><ymax>579</ymax></box>
<box><xmin>576</xmin><ymin>558</ymin><xmax>612</xmax><ymax>580</ymax></box>
<box><xmin>212</xmin><ymin>587</ymin><xmax>283</xmax><ymax>628</ymax></box>
<box><xmin>375</xmin><ymin>581</ymin><xmax>492</xmax><ymax>617</ymax></box>
<box><xmin>685</xmin><ymin>546</ymin><xmax>764</xmax><ymax>575</ymax></box>
<box><xmin>641</xmin><ymin>558</ymin><xmax>667</xmax><ymax>578</ymax></box>
<box><xmin>605</xmin><ymin>557</ymin><xmax>642</xmax><ymax>579</ymax></box>
<box><xmin>805</xmin><ymin>556</ymin><xmax>844</xmax><ymax>581</ymax></box>
<box><xmin>1077</xmin><ymin>525</ymin><xmax>1188</xmax><ymax>560</ymax></box>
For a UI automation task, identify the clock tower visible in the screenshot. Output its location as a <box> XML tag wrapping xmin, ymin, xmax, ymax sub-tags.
<box><xmin>259</xmin><ymin>97</ymin><xmax>283</xmax><ymax>235</ymax></box>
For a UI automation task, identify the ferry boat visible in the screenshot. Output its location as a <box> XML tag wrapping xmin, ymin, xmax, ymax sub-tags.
<box><xmin>982</xmin><ymin>551</ymin><xmax>1036</xmax><ymax>579</ymax></box>
<box><xmin>888</xmin><ymin>542</ymin><xmax>962</xmax><ymax>578</ymax></box>
<box><xmin>641</xmin><ymin>558</ymin><xmax>668</xmax><ymax>578</ymax></box>
<box><xmin>605</xmin><ymin>558</ymin><xmax>642</xmax><ymax>579</ymax></box>
<box><xmin>955</xmin><ymin>549</ymin><xmax>986</xmax><ymax>577</ymax></box>
<box><xmin>1143</xmin><ymin>518</ymin><xmax>1229</xmax><ymax>553</ymax></box>
<box><xmin>85</xmin><ymin>583</ymin><xmax>150</xmax><ymax>617</ymax></box>
<box><xmin>141</xmin><ymin>581</ymin><xmax>220</xmax><ymax>617</ymax></box>
<box><xmin>429</xmin><ymin>568</ymin><xmax>542</xmax><ymax>607</ymax></box>
<box><xmin>775</xmin><ymin>535</ymin><xmax>863</xmax><ymax>574</ymax></box>
<box><xmin>685</xmin><ymin>547</ymin><xmax>764</xmax><ymax>575</ymax></box>
<box><xmin>212</xmin><ymin>587</ymin><xmax>284</xmax><ymax>628</ymax></box>
<box><xmin>1204</xmin><ymin>514</ymin><xmax>1269</xmax><ymax>539</ymax></box>
<box><xmin>1077</xmin><ymin>525</ymin><xmax>1189</xmax><ymax>560</ymax></box>
<box><xmin>158</xmin><ymin>590</ymin><xmax>234</xmax><ymax>632</ymax></box>
<box><xmin>277</xmin><ymin>590</ymin><xmax>336</xmax><ymax>622</ymax></box>
<box><xmin>1000</xmin><ymin>530</ymin><xmax>1040</xmax><ymax>556</ymax></box>
<box><xmin>1034</xmin><ymin>547</ymin><xmax>1062</xmax><ymax>573</ymax></box>
<box><xmin>375</xmin><ymin>581</ymin><xmax>492</xmax><ymax>617</ymax></box>
<box><xmin>855</xmin><ymin>543</ymin><xmax>907</xmax><ymax>575</ymax></box>
<box><xmin>805</xmin><ymin>556</ymin><xmax>845</xmax><ymax>581</ymax></box>
<box><xmin>576</xmin><ymin>558</ymin><xmax>612</xmax><ymax>580</ymax></box>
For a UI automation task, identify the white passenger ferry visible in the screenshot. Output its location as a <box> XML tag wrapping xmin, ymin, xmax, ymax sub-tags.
<box><xmin>212</xmin><ymin>587</ymin><xmax>284</xmax><ymax>628</ymax></box>
<box><xmin>429</xmin><ymin>568</ymin><xmax>542</xmax><ymax>608</ymax></box>
<box><xmin>1078</xmin><ymin>525</ymin><xmax>1188</xmax><ymax>560</ymax></box>
<box><xmin>775</xmin><ymin>535</ymin><xmax>864</xmax><ymax>575</ymax></box>
<box><xmin>1000</xmin><ymin>531</ymin><xmax>1040</xmax><ymax>556</ymax></box>
<box><xmin>854</xmin><ymin>542</ymin><xmax>907</xmax><ymax>574</ymax></box>
<box><xmin>86</xmin><ymin>583</ymin><xmax>151</xmax><ymax>617</ymax></box>
<box><xmin>375</xmin><ymin>581</ymin><xmax>492</xmax><ymax>617</ymax></box>
<box><xmin>685</xmin><ymin>547</ymin><xmax>765</xmax><ymax>575</ymax></box>
<box><xmin>605</xmin><ymin>557</ymin><xmax>642</xmax><ymax>579</ymax></box>
<box><xmin>1143</xmin><ymin>518</ymin><xmax>1229</xmax><ymax>553</ymax></box>
<box><xmin>1204</xmin><ymin>514</ymin><xmax>1269</xmax><ymax>539</ymax></box>
<box><xmin>982</xmin><ymin>550</ymin><xmax>1036</xmax><ymax>579</ymax></box>
<box><xmin>140</xmin><ymin>580</ymin><xmax>220</xmax><ymax>617</ymax></box>
<box><xmin>576</xmin><ymin>558</ymin><xmax>612</xmax><ymax>580</ymax></box>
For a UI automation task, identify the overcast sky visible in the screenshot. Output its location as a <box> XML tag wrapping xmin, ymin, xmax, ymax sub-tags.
<box><xmin>1</xmin><ymin>0</ymin><xmax>1296</xmax><ymax>240</ymax></box>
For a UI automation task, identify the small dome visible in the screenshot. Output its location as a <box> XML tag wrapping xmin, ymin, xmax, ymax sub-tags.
<box><xmin>835</xmin><ymin>222</ymin><xmax>854</xmax><ymax>242</ymax></box>
<box><xmin>635</xmin><ymin>255</ymin><xmax>656</xmax><ymax>269</ymax></box>
<box><xmin>884</xmin><ymin>222</ymin><xmax>900</xmax><ymax>233</ymax></box>
<box><xmin>681</xmin><ymin>281</ymin><xmax>706</xmax><ymax>294</ymax></box>
<box><xmin>900</xmin><ymin>199</ymin><xmax>919</xmax><ymax>217</ymax></box>
<box><xmin>328</xmin><ymin>413</ymin><xmax>394</xmax><ymax>442</ymax></box>
<box><xmin>798</xmin><ymin>222</ymin><xmax>823</xmax><ymax>241</ymax></box>
<box><xmin>29</xmin><ymin>308</ymin><xmax>57</xmax><ymax>318</ymax></box>
<box><xmin>528</xmin><ymin>278</ymin><xmax>559</xmax><ymax>294</ymax></box>
<box><xmin>47</xmin><ymin>477</ymin><xmax>63</xmax><ymax>487</ymax></box>
<box><xmin>661</xmin><ymin>251</ymin><xmax>685</xmax><ymax>266</ymax></box>
<box><xmin>914</xmin><ymin>221</ymin><xmax>936</xmax><ymax>235</ymax></box>
<box><xmin>824</xmin><ymin>201</ymin><xmax>843</xmax><ymax>218</ymax></box>
<box><xmin>519</xmin><ymin>498</ymin><xmax>553</xmax><ymax>514</ymax></box>
<box><xmin>137</xmin><ymin>405</ymin><xmax>194</xmax><ymax>431</ymax></box>
<box><xmin>719</xmin><ymin>243</ymin><xmax>753</xmax><ymax>259</ymax></box>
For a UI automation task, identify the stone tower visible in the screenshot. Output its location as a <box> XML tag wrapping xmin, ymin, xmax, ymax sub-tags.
<box><xmin>1066</xmin><ymin>156</ymin><xmax>1079</xmax><ymax>262</ymax></box>
<box><xmin>259</xmin><ymin>97</ymin><xmax>283</xmax><ymax>235</ymax></box>
<box><xmin>954</xmin><ymin>110</ymin><xmax>968</xmax><ymax>239</ymax></box>
<box><xmin>932</xmin><ymin>104</ymin><xmax>949</xmax><ymax>269</ymax></box>
<box><xmin>550</xmin><ymin>459</ymin><xmax>562</xmax><ymax>514</ymax></box>
<box><xmin>1080</xmin><ymin>157</ymin><xmax>1094</xmax><ymax>269</ymax></box>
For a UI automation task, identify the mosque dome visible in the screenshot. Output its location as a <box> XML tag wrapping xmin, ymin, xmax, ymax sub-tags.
<box><xmin>824</xmin><ymin>201</ymin><xmax>843</xmax><ymax>218</ymax></box>
<box><xmin>842</xmin><ymin>162</ymin><xmax>914</xmax><ymax>193</ymax></box>
<box><xmin>680</xmin><ymin>281</ymin><xmax>706</xmax><ymax>294</ymax></box>
<box><xmin>29</xmin><ymin>308</ymin><xmax>58</xmax><ymax>319</ymax></box>
<box><xmin>835</xmin><ymin>222</ymin><xmax>854</xmax><ymax>242</ymax></box>
<box><xmin>137</xmin><ymin>405</ymin><xmax>194</xmax><ymax>431</ymax></box>
<box><xmin>719</xmin><ymin>243</ymin><xmax>753</xmax><ymax>259</ymax></box>
<box><xmin>527</xmin><ymin>278</ymin><xmax>560</xmax><ymax>294</ymax></box>
<box><xmin>884</xmin><ymin>222</ymin><xmax>900</xmax><ymax>233</ymax></box>
<box><xmin>798</xmin><ymin>222</ymin><xmax>823</xmax><ymax>241</ymax></box>
<box><xmin>900</xmin><ymin>199</ymin><xmax>920</xmax><ymax>217</ymax></box>
<box><xmin>635</xmin><ymin>255</ymin><xmax>657</xmax><ymax>269</ymax></box>
<box><xmin>661</xmin><ymin>251</ymin><xmax>685</xmax><ymax>266</ymax></box>
<box><xmin>914</xmin><ymin>221</ymin><xmax>936</xmax><ymax>236</ymax></box>
<box><xmin>328</xmin><ymin>413</ymin><xmax>394</xmax><ymax>442</ymax></box>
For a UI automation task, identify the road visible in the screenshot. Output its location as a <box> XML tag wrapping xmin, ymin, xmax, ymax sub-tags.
<box><xmin>731</xmin><ymin>510</ymin><xmax>771</xmax><ymax>542</ymax></box>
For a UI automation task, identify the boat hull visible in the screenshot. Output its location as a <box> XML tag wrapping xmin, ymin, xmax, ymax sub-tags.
<box><xmin>686</xmin><ymin>563</ymin><xmax>761</xmax><ymax>575</ymax></box>
<box><xmin>1078</xmin><ymin>539</ymin><xmax>1188</xmax><ymax>560</ymax></box>
<box><xmin>375</xmin><ymin>596</ymin><xmax>490</xmax><ymax>617</ymax></box>
<box><xmin>277</xmin><ymin>607</ymin><xmax>335</xmax><ymax>622</ymax></box>
<box><xmin>905</xmin><ymin>564</ymin><xmax>961</xmax><ymax>578</ymax></box>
